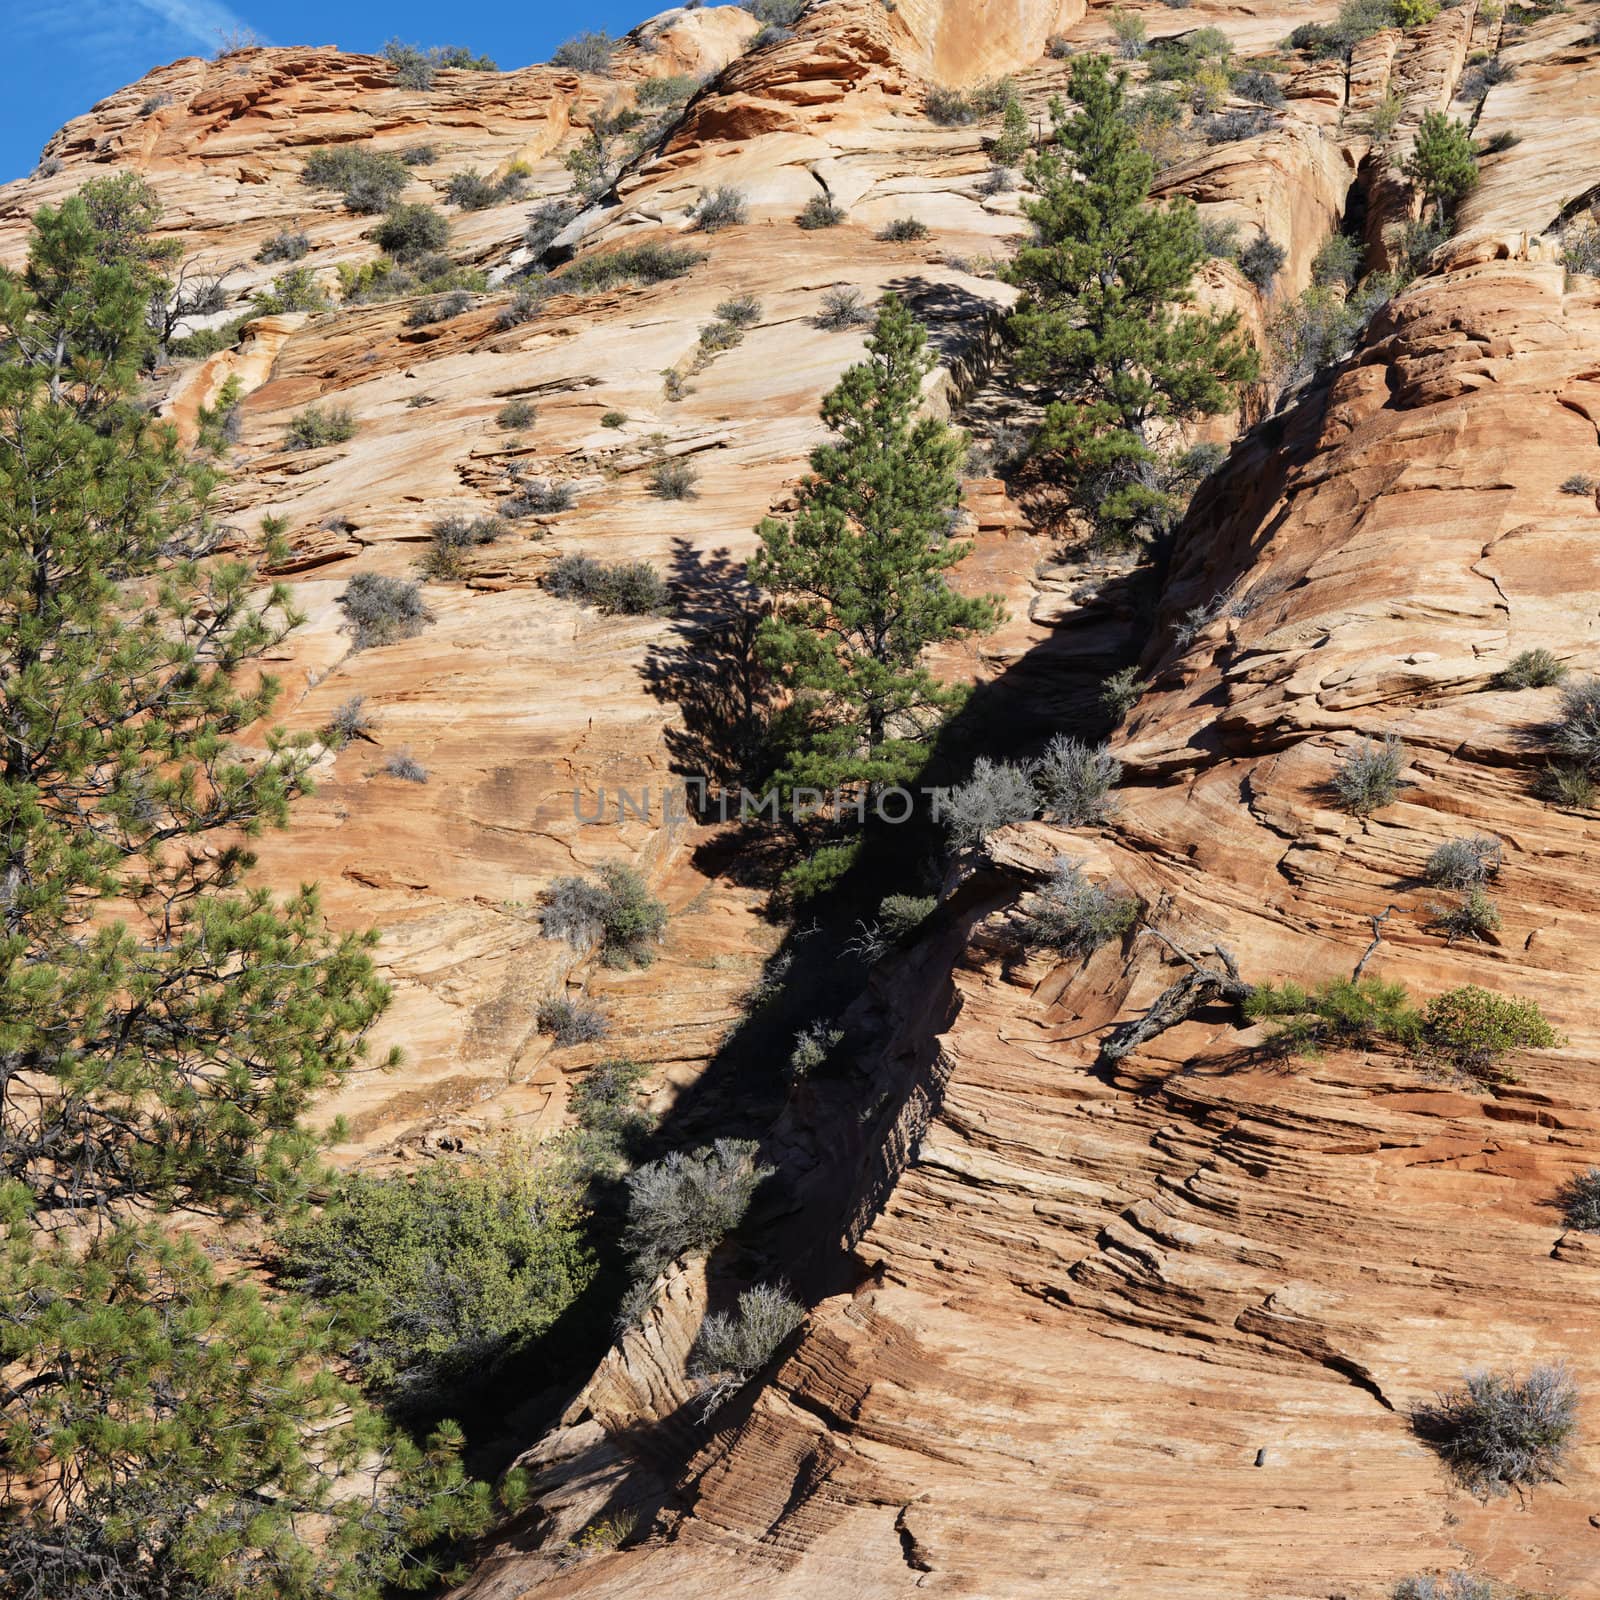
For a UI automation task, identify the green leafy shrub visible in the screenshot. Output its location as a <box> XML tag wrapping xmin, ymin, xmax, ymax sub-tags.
<box><xmin>878</xmin><ymin>217</ymin><xmax>931</xmax><ymax>242</ymax></box>
<box><xmin>251</xmin><ymin>265</ymin><xmax>330</xmax><ymax>314</ymax></box>
<box><xmin>1541</xmin><ymin>762</ymin><xmax>1597</xmax><ymax>806</ymax></box>
<box><xmin>337</xmin><ymin>253</ymin><xmax>485</xmax><ymax>305</ymax></box>
<box><xmin>1426</xmin><ymin>886</ymin><xmax>1501</xmax><ymax>945</ymax></box>
<box><xmin>1312</xmin><ymin>234</ymin><xmax>1363</xmax><ymax>287</ymax></box>
<box><xmin>373</xmin><ymin>201</ymin><xmax>449</xmax><ymax>260</ymax></box>
<box><xmin>1245</xmin><ymin>976</ymin><xmax>1422</xmax><ymax>1057</ymax></box>
<box><xmin>257</xmin><ymin>228</ymin><xmax>310</xmax><ymax>263</ymax></box>
<box><xmin>1414</xmin><ymin>1365</ymin><xmax>1578</xmax><ymax>1495</ymax></box>
<box><xmin>338</xmin><ymin>571</ymin><xmax>433</xmax><ymax>649</ymax></box>
<box><xmin>926</xmin><ymin>86</ymin><xmax>976</xmax><ymax>125</ymax></box>
<box><xmin>789</xmin><ymin>1019</ymin><xmax>843</xmax><ymax>1077</ymax></box>
<box><xmin>1101</xmin><ymin>665</ymin><xmax>1149</xmax><ymax>722</ymax></box>
<box><xmin>1019</xmin><ymin>858</ymin><xmax>1140</xmax><ymax>955</ymax></box>
<box><xmin>1422</xmin><ymin>985</ymin><xmax>1562</xmax><ymax>1083</ymax></box>
<box><xmin>275</xmin><ymin>1149</ymin><xmax>593</xmax><ymax>1401</ymax></box>
<box><xmin>879</xmin><ymin>893</ymin><xmax>936</xmax><ymax>940</ymax></box>
<box><xmin>799</xmin><ymin>194</ymin><xmax>847</xmax><ymax>229</ymax></box>
<box><xmin>301</xmin><ymin>145</ymin><xmax>410</xmax><ymax>212</ymax></box>
<box><xmin>541</xmin><ymin>863</ymin><xmax>668</xmax><ymax>968</ymax></box>
<box><xmin>557</xmin><ymin>242</ymin><xmax>705</xmax><ymax>292</ymax></box>
<box><xmin>1110</xmin><ymin>7</ymin><xmax>1147</xmax><ymax>57</ymax></box>
<box><xmin>1330</xmin><ymin>733</ymin><xmax>1406</xmax><ymax>815</ymax></box>
<box><xmin>601</xmin><ymin>410</ymin><xmax>627</xmax><ymax>428</ymax></box>
<box><xmin>1034</xmin><ymin>735</ymin><xmax>1121</xmax><ymax>824</ymax></box>
<box><xmin>537</xmin><ymin>994</ymin><xmax>610</xmax><ymax>1045</ymax></box>
<box><xmin>551</xmin><ymin>30</ymin><xmax>614</xmax><ymax>73</ymax></box>
<box><xmin>1234</xmin><ymin>68</ymin><xmax>1285</xmax><ymax>107</ymax></box>
<box><xmin>1403</xmin><ymin>112</ymin><xmax>1479</xmax><ymax>218</ymax></box>
<box><xmin>567</xmin><ymin>1058</ymin><xmax>654</xmax><ymax>1172</ymax></box>
<box><xmin>638</xmin><ymin>73</ymin><xmax>699</xmax><ymax>106</ymax></box>
<box><xmin>943</xmin><ymin>757</ymin><xmax>1037</xmax><ymax>847</ymax></box>
<box><xmin>546</xmin><ymin>554</ymin><xmax>671</xmax><ymax>615</ymax></box>
<box><xmin>623</xmin><ymin>1138</ymin><xmax>772</xmax><ymax>1279</ymax></box>
<box><xmin>524</xmin><ymin>198</ymin><xmax>580</xmax><ymax>258</ymax></box>
<box><xmin>282</xmin><ymin>403</ymin><xmax>356</xmax><ymax>451</ymax></box>
<box><xmin>1496</xmin><ymin>647</ymin><xmax>1566</xmax><ymax>689</ymax></box>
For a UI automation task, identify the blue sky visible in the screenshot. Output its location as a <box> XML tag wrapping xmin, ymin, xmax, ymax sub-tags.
<box><xmin>2</xmin><ymin>0</ymin><xmax>656</xmax><ymax>183</ymax></box>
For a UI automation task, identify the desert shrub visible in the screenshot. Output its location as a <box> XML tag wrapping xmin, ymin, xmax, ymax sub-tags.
<box><xmin>879</xmin><ymin>893</ymin><xmax>936</xmax><ymax>940</ymax></box>
<box><xmin>301</xmin><ymin>145</ymin><xmax>410</xmax><ymax>212</ymax></box>
<box><xmin>256</xmin><ymin>228</ymin><xmax>310</xmax><ymax>263</ymax></box>
<box><xmin>1497</xmin><ymin>647</ymin><xmax>1566</xmax><ymax>689</ymax></box>
<box><xmin>1424</xmin><ymin>834</ymin><xmax>1502</xmax><ymax>889</ymax></box>
<box><xmin>878</xmin><ymin>217</ymin><xmax>931</xmax><ymax>242</ymax></box>
<box><xmin>336</xmin><ymin>253</ymin><xmax>484</xmax><ymax>306</ymax></box>
<box><xmin>1206</xmin><ymin>107</ymin><xmax>1274</xmax><ymax>143</ymax></box>
<box><xmin>1110</xmin><ymin>8</ymin><xmax>1147</xmax><ymax>57</ymax></box>
<box><xmin>980</xmin><ymin>164</ymin><xmax>1018</xmax><ymax>195</ymax></box>
<box><xmin>558</xmin><ymin>242</ymin><xmax>705</xmax><ymax>291</ymax></box>
<box><xmin>1101</xmin><ymin>665</ymin><xmax>1149</xmax><ymax>722</ymax></box>
<box><xmin>649</xmin><ymin>458</ymin><xmax>700</xmax><ymax>500</ymax></box>
<box><xmin>1047</xmin><ymin>34</ymin><xmax>1073</xmax><ymax>57</ymax></box>
<box><xmin>546</xmin><ymin>555</ymin><xmax>670</xmax><ymax>615</ymax></box>
<box><xmin>601</xmin><ymin>410</ymin><xmax>627</xmax><ymax>428</ymax></box>
<box><xmin>524</xmin><ymin>200</ymin><xmax>579</xmax><ymax>261</ymax></box>
<box><xmin>1331</xmin><ymin>733</ymin><xmax>1406</xmax><ymax>815</ymax></box>
<box><xmin>1247</xmin><ymin>977</ymin><xmax>1422</xmax><ymax>1057</ymax></box>
<box><xmin>540</xmin><ymin>864</ymin><xmax>668</xmax><ymax>968</ymax></box>
<box><xmin>789</xmin><ymin>1020</ymin><xmax>843</xmax><ymax>1077</ymax></box>
<box><xmin>1563</xmin><ymin>220</ymin><xmax>1600</xmax><ymax>279</ymax></box>
<box><xmin>1556</xmin><ymin>1167</ymin><xmax>1600</xmax><ymax>1232</ymax></box>
<box><xmin>1392</xmin><ymin>1576</ymin><xmax>1498</xmax><ymax>1600</ymax></box>
<box><xmin>496</xmin><ymin>283</ymin><xmax>548</xmax><ymax>329</ymax></box>
<box><xmin>1560</xmin><ymin>473</ymin><xmax>1597</xmax><ymax>495</ymax></box>
<box><xmin>1414</xmin><ymin>1365</ymin><xmax>1578</xmax><ymax>1495</ymax></box>
<box><xmin>497</xmin><ymin>398</ymin><xmax>537</xmax><ymax>429</ymax></box>
<box><xmin>693</xmin><ymin>186</ymin><xmax>749</xmax><ymax>232</ymax></box>
<box><xmin>798</xmin><ymin>194</ymin><xmax>847</xmax><ymax>229</ymax></box>
<box><xmin>1146</xmin><ymin>24</ymin><xmax>1231</xmax><ymax>80</ymax></box>
<box><xmin>691</xmin><ymin>1283</ymin><xmax>806</xmax><ymax>1411</ymax></box>
<box><xmin>382</xmin><ymin>40</ymin><xmax>436</xmax><ymax>89</ymax></box>
<box><xmin>1240</xmin><ymin>233</ymin><xmax>1288</xmax><ymax>288</ymax></box>
<box><xmin>405</xmin><ymin>289</ymin><xmax>472</xmax><ymax>326</ymax></box>
<box><xmin>1034</xmin><ymin>735</ymin><xmax>1121</xmax><ymax>825</ymax></box>
<box><xmin>1481</xmin><ymin>129</ymin><xmax>1520</xmax><ymax>154</ymax></box>
<box><xmin>1312</xmin><ymin>233</ymin><xmax>1363</xmax><ymax>287</ymax></box>
<box><xmin>251</xmin><ymin>266</ymin><xmax>330</xmax><ymax>314</ymax></box>
<box><xmin>338</xmin><ymin>571</ymin><xmax>433</xmax><ymax>649</ymax></box>
<box><xmin>623</xmin><ymin>1138</ymin><xmax>773</xmax><ymax>1278</ymax></box>
<box><xmin>274</xmin><ymin>1150</ymin><xmax>592</xmax><ymax>1402</ymax></box>
<box><xmin>537</xmin><ymin>994</ymin><xmax>610</xmax><ymax>1046</ymax></box>
<box><xmin>551</xmin><ymin>31</ymin><xmax>614</xmax><ymax>73</ymax></box>
<box><xmin>501</xmin><ymin>480</ymin><xmax>575</xmax><ymax>517</ymax></box>
<box><xmin>818</xmin><ymin>286</ymin><xmax>871</xmax><ymax>328</ymax></box>
<box><xmin>1423</xmin><ymin>986</ymin><xmax>1562</xmax><ymax>1083</ymax></box>
<box><xmin>419</xmin><ymin>513</ymin><xmax>506</xmax><ymax>578</ymax></box>
<box><xmin>167</xmin><ymin>315</ymin><xmax>255</xmax><ymax>360</ymax></box>
<box><xmin>742</xmin><ymin>0</ymin><xmax>807</xmax><ymax>23</ymax></box>
<box><xmin>138</xmin><ymin>93</ymin><xmax>174</xmax><ymax>116</ymax></box>
<box><xmin>1542</xmin><ymin>762</ymin><xmax>1597</xmax><ymax>806</ymax></box>
<box><xmin>400</xmin><ymin>143</ymin><xmax>437</xmax><ymax>165</ymax></box>
<box><xmin>1427</xmin><ymin>887</ymin><xmax>1501</xmax><ymax>945</ymax></box>
<box><xmin>1199</xmin><ymin>215</ymin><xmax>1242</xmax><ymax>260</ymax></box>
<box><xmin>324</xmin><ymin>694</ymin><xmax>375</xmax><ymax>744</ymax></box>
<box><xmin>638</xmin><ymin>73</ymin><xmax>699</xmax><ymax>106</ymax></box>
<box><xmin>926</xmin><ymin>86</ymin><xmax>977</xmax><ymax>125</ymax></box>
<box><xmin>282</xmin><ymin>403</ymin><xmax>356</xmax><ymax>451</ymax></box>
<box><xmin>698</xmin><ymin>320</ymin><xmax>744</xmax><ymax>355</ymax></box>
<box><xmin>1233</xmin><ymin>68</ymin><xmax>1285</xmax><ymax>107</ymax></box>
<box><xmin>1019</xmin><ymin>857</ymin><xmax>1140</xmax><ymax>955</ymax></box>
<box><xmin>373</xmin><ymin>201</ymin><xmax>449</xmax><ymax>260</ymax></box>
<box><xmin>1553</xmin><ymin>675</ymin><xmax>1600</xmax><ymax>770</ymax></box>
<box><xmin>943</xmin><ymin>757</ymin><xmax>1038</xmax><ymax>847</ymax></box>
<box><xmin>715</xmin><ymin>293</ymin><xmax>762</xmax><ymax>328</ymax></box>
<box><xmin>445</xmin><ymin>168</ymin><xmax>527</xmax><ymax>210</ymax></box>
<box><xmin>1460</xmin><ymin>55</ymin><xmax>1515</xmax><ymax>99</ymax></box>
<box><xmin>385</xmin><ymin>748</ymin><xmax>428</xmax><ymax>783</ymax></box>
<box><xmin>568</xmin><ymin>1058</ymin><xmax>653</xmax><ymax>1173</ymax></box>
<box><xmin>1268</xmin><ymin>279</ymin><xmax>1394</xmax><ymax>392</ymax></box>
<box><xmin>752</xmin><ymin>23</ymin><xmax>796</xmax><ymax>47</ymax></box>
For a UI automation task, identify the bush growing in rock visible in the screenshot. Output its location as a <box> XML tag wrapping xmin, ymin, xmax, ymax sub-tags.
<box><xmin>501</xmin><ymin>480</ymin><xmax>575</xmax><ymax>517</ymax></box>
<box><xmin>1556</xmin><ymin>1167</ymin><xmax>1600</xmax><ymax>1233</ymax></box>
<box><xmin>1101</xmin><ymin>665</ymin><xmax>1149</xmax><ymax>722</ymax></box>
<box><xmin>1424</xmin><ymin>834</ymin><xmax>1502</xmax><ymax>889</ymax></box>
<box><xmin>558</xmin><ymin>242</ymin><xmax>705</xmax><ymax>291</ymax></box>
<box><xmin>446</xmin><ymin>169</ymin><xmax>527</xmax><ymax>210</ymax></box>
<box><xmin>714</xmin><ymin>293</ymin><xmax>762</xmax><ymax>328</ymax></box>
<box><xmin>691</xmin><ymin>1283</ymin><xmax>806</xmax><ymax>1412</ymax></box>
<box><xmin>1312</xmin><ymin>233</ymin><xmax>1363</xmax><ymax>287</ymax></box>
<box><xmin>384</xmin><ymin>748</ymin><xmax>428</xmax><ymax>783</ymax></box>
<box><xmin>251</xmin><ymin>266</ymin><xmax>330</xmax><ymax>314</ymax></box>
<box><xmin>282</xmin><ymin>403</ymin><xmax>356</xmax><ymax>451</ymax></box>
<box><xmin>878</xmin><ymin>217</ymin><xmax>931</xmax><ymax>242</ymax></box>
<box><xmin>496</xmin><ymin>283</ymin><xmax>548</xmax><ymax>329</ymax></box>
<box><xmin>1034</xmin><ymin>736</ymin><xmax>1121</xmax><ymax>825</ymax></box>
<box><xmin>601</xmin><ymin>410</ymin><xmax>628</xmax><ymax>428</ymax></box>
<box><xmin>1423</xmin><ymin>985</ymin><xmax>1562</xmax><ymax>1085</ymax></box>
<box><xmin>373</xmin><ymin>201</ymin><xmax>449</xmax><ymax>260</ymax></box>
<box><xmin>1239</xmin><ymin>233</ymin><xmax>1288</xmax><ymax>289</ymax></box>
<box><xmin>256</xmin><ymin>229</ymin><xmax>310</xmax><ymax>263</ymax></box>
<box><xmin>943</xmin><ymin>757</ymin><xmax>1038</xmax><ymax>847</ymax></box>
<box><xmin>1553</xmin><ymin>675</ymin><xmax>1600</xmax><ymax>770</ymax></box>
<box><xmin>1110</xmin><ymin>8</ymin><xmax>1147</xmax><ymax>57</ymax></box>
<box><xmin>1560</xmin><ymin>473</ymin><xmax>1597</xmax><ymax>495</ymax></box>
<box><xmin>546</xmin><ymin>554</ymin><xmax>670</xmax><ymax>615</ymax></box>
<box><xmin>1331</xmin><ymin>733</ymin><xmax>1407</xmax><ymax>815</ymax></box>
<box><xmin>926</xmin><ymin>86</ymin><xmax>976</xmax><ymax>125</ymax></box>
<box><xmin>1414</xmin><ymin>1365</ymin><xmax>1578</xmax><ymax>1495</ymax></box>
<box><xmin>338</xmin><ymin>571</ymin><xmax>433</xmax><ymax>649</ymax></box>
<box><xmin>879</xmin><ymin>893</ymin><xmax>936</xmax><ymax>940</ymax></box>
<box><xmin>623</xmin><ymin>1138</ymin><xmax>773</xmax><ymax>1279</ymax></box>
<box><xmin>400</xmin><ymin>143</ymin><xmax>437</xmax><ymax>165</ymax></box>
<box><xmin>524</xmin><ymin>198</ymin><xmax>579</xmax><ymax>260</ymax></box>
<box><xmin>301</xmin><ymin>145</ymin><xmax>410</xmax><ymax>212</ymax></box>
<box><xmin>274</xmin><ymin>1149</ymin><xmax>592</xmax><ymax>1404</ymax></box>
<box><xmin>568</xmin><ymin>1058</ymin><xmax>654</xmax><ymax>1173</ymax></box>
<box><xmin>638</xmin><ymin>73</ymin><xmax>699</xmax><ymax>106</ymax></box>
<box><xmin>1020</xmin><ymin>858</ymin><xmax>1140</xmax><ymax>955</ymax></box>
<box><xmin>798</xmin><ymin>194</ymin><xmax>847</xmax><ymax>229</ymax></box>
<box><xmin>817</xmin><ymin>286</ymin><xmax>871</xmax><ymax>328</ymax></box>
<box><xmin>324</xmin><ymin>694</ymin><xmax>375</xmax><ymax>744</ymax></box>
<box><xmin>1392</xmin><ymin>1575</ymin><xmax>1498</xmax><ymax>1600</ymax></box>
<box><xmin>405</xmin><ymin>289</ymin><xmax>472</xmax><ymax>326</ymax></box>
<box><xmin>497</xmin><ymin>398</ymin><xmax>537</xmax><ymax>429</ymax></box>
<box><xmin>420</xmin><ymin>513</ymin><xmax>506</xmax><ymax>579</ymax></box>
<box><xmin>649</xmin><ymin>458</ymin><xmax>700</xmax><ymax>500</ymax></box>
<box><xmin>1206</xmin><ymin>107</ymin><xmax>1274</xmax><ymax>143</ymax></box>
<box><xmin>1233</xmin><ymin>68</ymin><xmax>1285</xmax><ymax>106</ymax></box>
<box><xmin>540</xmin><ymin>863</ymin><xmax>668</xmax><ymax>968</ymax></box>
<box><xmin>551</xmin><ymin>30</ymin><xmax>614</xmax><ymax>73</ymax></box>
<box><xmin>1427</xmin><ymin>886</ymin><xmax>1502</xmax><ymax>945</ymax></box>
<box><xmin>537</xmin><ymin>994</ymin><xmax>610</xmax><ymax>1045</ymax></box>
<box><xmin>693</xmin><ymin>186</ymin><xmax>749</xmax><ymax>232</ymax></box>
<box><xmin>789</xmin><ymin>1020</ymin><xmax>843</xmax><ymax>1077</ymax></box>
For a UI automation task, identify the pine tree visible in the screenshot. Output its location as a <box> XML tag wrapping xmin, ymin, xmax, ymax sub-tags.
<box><xmin>749</xmin><ymin>295</ymin><xmax>1000</xmax><ymax>892</ymax></box>
<box><xmin>1003</xmin><ymin>54</ymin><xmax>1257</xmax><ymax>545</ymax></box>
<box><xmin>1403</xmin><ymin>111</ymin><xmax>1478</xmax><ymax>219</ymax></box>
<box><xmin>0</xmin><ymin>187</ymin><xmax>394</xmax><ymax>1224</ymax></box>
<box><xmin>993</xmin><ymin>93</ymin><xmax>1031</xmax><ymax>168</ymax></box>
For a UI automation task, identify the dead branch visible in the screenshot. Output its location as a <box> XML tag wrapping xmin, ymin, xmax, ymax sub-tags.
<box><xmin>1097</xmin><ymin>924</ymin><xmax>1254</xmax><ymax>1068</ymax></box>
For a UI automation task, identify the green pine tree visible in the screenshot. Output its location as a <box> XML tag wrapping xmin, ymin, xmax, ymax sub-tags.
<box><xmin>1003</xmin><ymin>54</ymin><xmax>1257</xmax><ymax>546</ymax></box>
<box><xmin>993</xmin><ymin>94</ymin><xmax>1031</xmax><ymax>168</ymax></box>
<box><xmin>0</xmin><ymin>185</ymin><xmax>395</xmax><ymax>1224</ymax></box>
<box><xmin>1402</xmin><ymin>111</ymin><xmax>1478</xmax><ymax>219</ymax></box>
<box><xmin>749</xmin><ymin>294</ymin><xmax>1001</xmax><ymax>893</ymax></box>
